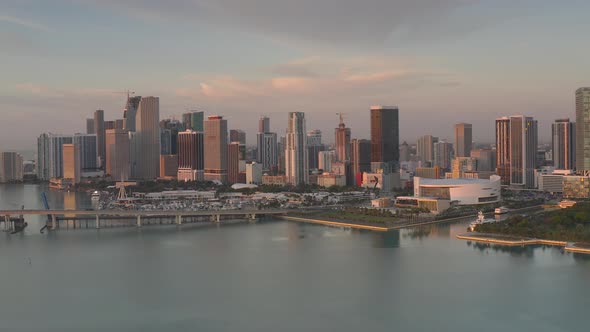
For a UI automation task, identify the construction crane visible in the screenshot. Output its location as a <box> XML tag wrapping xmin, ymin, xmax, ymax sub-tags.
<box><xmin>114</xmin><ymin>89</ymin><xmax>135</xmax><ymax>100</ymax></box>
<box><xmin>336</xmin><ymin>112</ymin><xmax>346</xmax><ymax>126</ymax></box>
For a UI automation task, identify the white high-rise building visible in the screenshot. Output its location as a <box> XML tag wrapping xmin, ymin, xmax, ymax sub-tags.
<box><xmin>285</xmin><ymin>112</ymin><xmax>308</xmax><ymax>185</ymax></box>
<box><xmin>134</xmin><ymin>96</ymin><xmax>160</xmax><ymax>180</ymax></box>
<box><xmin>416</xmin><ymin>135</ymin><xmax>438</xmax><ymax>165</ymax></box>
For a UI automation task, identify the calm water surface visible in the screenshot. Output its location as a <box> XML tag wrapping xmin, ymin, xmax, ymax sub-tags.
<box><xmin>0</xmin><ymin>184</ymin><xmax>589</xmax><ymax>331</ymax></box>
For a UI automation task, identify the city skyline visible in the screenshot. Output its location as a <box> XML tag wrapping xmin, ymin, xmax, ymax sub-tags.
<box><xmin>2</xmin><ymin>1</ymin><xmax>590</xmax><ymax>150</ymax></box>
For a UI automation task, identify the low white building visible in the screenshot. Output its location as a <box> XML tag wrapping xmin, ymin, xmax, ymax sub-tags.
<box><xmin>413</xmin><ymin>175</ymin><xmax>501</xmax><ymax>205</ymax></box>
<box><xmin>177</xmin><ymin>168</ymin><xmax>204</xmax><ymax>182</ymax></box>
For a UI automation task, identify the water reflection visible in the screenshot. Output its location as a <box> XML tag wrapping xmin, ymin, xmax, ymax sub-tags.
<box><xmin>403</xmin><ymin>227</ymin><xmax>432</xmax><ymax>240</ymax></box>
<box><xmin>466</xmin><ymin>241</ymin><xmax>537</xmax><ymax>257</ymax></box>
<box><xmin>572</xmin><ymin>252</ymin><xmax>590</xmax><ymax>261</ymax></box>
<box><xmin>372</xmin><ymin>230</ymin><xmax>400</xmax><ymax>248</ymax></box>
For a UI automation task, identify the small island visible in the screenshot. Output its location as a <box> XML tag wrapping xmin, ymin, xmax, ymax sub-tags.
<box><xmin>475</xmin><ymin>203</ymin><xmax>590</xmax><ymax>242</ymax></box>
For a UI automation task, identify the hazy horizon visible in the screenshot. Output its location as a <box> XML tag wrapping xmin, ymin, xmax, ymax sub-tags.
<box><xmin>2</xmin><ymin>0</ymin><xmax>589</xmax><ymax>151</ymax></box>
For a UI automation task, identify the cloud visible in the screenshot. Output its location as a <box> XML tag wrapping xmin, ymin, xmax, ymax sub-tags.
<box><xmin>342</xmin><ymin>70</ymin><xmax>407</xmax><ymax>83</ymax></box>
<box><xmin>0</xmin><ymin>15</ymin><xmax>49</xmax><ymax>32</ymax></box>
<box><xmin>271</xmin><ymin>77</ymin><xmax>313</xmax><ymax>91</ymax></box>
<box><xmin>176</xmin><ymin>55</ymin><xmax>459</xmax><ymax>101</ymax></box>
<box><xmin>271</xmin><ymin>56</ymin><xmax>321</xmax><ymax>78</ymax></box>
<box><xmin>78</xmin><ymin>0</ymin><xmax>520</xmax><ymax>49</ymax></box>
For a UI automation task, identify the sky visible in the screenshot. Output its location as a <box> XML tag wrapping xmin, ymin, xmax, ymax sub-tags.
<box><xmin>1</xmin><ymin>0</ymin><xmax>590</xmax><ymax>152</ymax></box>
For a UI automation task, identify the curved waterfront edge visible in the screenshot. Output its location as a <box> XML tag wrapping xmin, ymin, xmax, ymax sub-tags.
<box><xmin>456</xmin><ymin>233</ymin><xmax>590</xmax><ymax>254</ymax></box>
<box><xmin>280</xmin><ymin>205</ymin><xmax>544</xmax><ymax>232</ymax></box>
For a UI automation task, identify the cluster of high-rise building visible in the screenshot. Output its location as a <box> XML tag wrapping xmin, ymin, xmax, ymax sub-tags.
<box><xmin>16</xmin><ymin>87</ymin><xmax>589</xmax><ymax>196</ymax></box>
<box><xmin>31</xmin><ymin>99</ymin><xmax>403</xmax><ymax>190</ymax></box>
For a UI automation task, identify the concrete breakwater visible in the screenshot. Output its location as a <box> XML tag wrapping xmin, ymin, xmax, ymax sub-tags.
<box><xmin>457</xmin><ymin>233</ymin><xmax>590</xmax><ymax>254</ymax></box>
<box><xmin>279</xmin><ymin>215</ymin><xmax>390</xmax><ymax>231</ymax></box>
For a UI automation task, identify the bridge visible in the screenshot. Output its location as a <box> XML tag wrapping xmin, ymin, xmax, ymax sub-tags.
<box><xmin>0</xmin><ymin>209</ymin><xmax>289</xmax><ymax>232</ymax></box>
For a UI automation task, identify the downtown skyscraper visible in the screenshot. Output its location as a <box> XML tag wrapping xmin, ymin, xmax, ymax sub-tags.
<box><xmin>306</xmin><ymin>129</ymin><xmax>324</xmax><ymax>170</ymax></box>
<box><xmin>177</xmin><ymin>130</ymin><xmax>204</xmax><ymax>181</ymax></box>
<box><xmin>256</xmin><ymin>116</ymin><xmax>278</xmax><ymax>172</ymax></box>
<box><xmin>335</xmin><ymin>114</ymin><xmax>351</xmax><ymax>162</ymax></box>
<box><xmin>123</xmin><ymin>95</ymin><xmax>141</xmax><ymax>132</ymax></box>
<box><xmin>73</xmin><ymin>133</ymin><xmax>98</xmax><ymax>171</ymax></box>
<box><xmin>105</xmin><ymin>129</ymin><xmax>130</xmax><ymax>181</ymax></box>
<box><xmin>509</xmin><ymin>115</ymin><xmax>538</xmax><ymax>188</ymax></box>
<box><xmin>133</xmin><ymin>96</ymin><xmax>160</xmax><ymax>180</ymax></box>
<box><xmin>183</xmin><ymin>111</ymin><xmax>204</xmax><ymax>132</ymax></box>
<box><xmin>416</xmin><ymin>135</ymin><xmax>438</xmax><ymax>166</ymax></box>
<box><xmin>575</xmin><ymin>87</ymin><xmax>590</xmax><ymax>172</ymax></box>
<box><xmin>351</xmin><ymin>139</ymin><xmax>371</xmax><ymax>186</ymax></box>
<box><xmin>285</xmin><ymin>112</ymin><xmax>308</xmax><ymax>185</ymax></box>
<box><xmin>230</xmin><ymin>130</ymin><xmax>246</xmax><ymax>145</ymax></box>
<box><xmin>93</xmin><ymin>109</ymin><xmax>105</xmax><ymax>168</ymax></box>
<box><xmin>0</xmin><ymin>152</ymin><xmax>23</xmax><ymax>183</ymax></box>
<box><xmin>62</xmin><ymin>143</ymin><xmax>81</xmax><ymax>184</ymax></box>
<box><xmin>204</xmin><ymin>115</ymin><xmax>228</xmax><ymax>183</ymax></box>
<box><xmin>495</xmin><ymin>117</ymin><xmax>511</xmax><ymax>185</ymax></box>
<box><xmin>37</xmin><ymin>133</ymin><xmax>73</xmax><ymax>180</ymax></box>
<box><xmin>434</xmin><ymin>140</ymin><xmax>454</xmax><ymax>170</ymax></box>
<box><xmin>370</xmin><ymin>106</ymin><xmax>399</xmax><ymax>169</ymax></box>
<box><xmin>552</xmin><ymin>119</ymin><xmax>575</xmax><ymax>170</ymax></box>
<box><xmin>454</xmin><ymin>123</ymin><xmax>472</xmax><ymax>157</ymax></box>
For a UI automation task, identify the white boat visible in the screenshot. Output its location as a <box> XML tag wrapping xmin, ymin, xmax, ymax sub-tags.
<box><xmin>495</xmin><ymin>207</ymin><xmax>509</xmax><ymax>215</ymax></box>
<box><xmin>91</xmin><ymin>191</ymin><xmax>100</xmax><ymax>200</ymax></box>
<box><xmin>558</xmin><ymin>200</ymin><xmax>576</xmax><ymax>209</ymax></box>
<box><xmin>468</xmin><ymin>211</ymin><xmax>496</xmax><ymax>232</ymax></box>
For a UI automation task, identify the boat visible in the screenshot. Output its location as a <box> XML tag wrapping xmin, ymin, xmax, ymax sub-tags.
<box><xmin>91</xmin><ymin>191</ymin><xmax>100</xmax><ymax>200</ymax></box>
<box><xmin>494</xmin><ymin>206</ymin><xmax>509</xmax><ymax>215</ymax></box>
<box><xmin>558</xmin><ymin>200</ymin><xmax>576</xmax><ymax>209</ymax></box>
<box><xmin>468</xmin><ymin>211</ymin><xmax>496</xmax><ymax>232</ymax></box>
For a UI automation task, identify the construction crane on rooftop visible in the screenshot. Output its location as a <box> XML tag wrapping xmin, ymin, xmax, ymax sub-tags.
<box><xmin>114</xmin><ymin>90</ymin><xmax>135</xmax><ymax>100</ymax></box>
<box><xmin>336</xmin><ymin>112</ymin><xmax>346</xmax><ymax>127</ymax></box>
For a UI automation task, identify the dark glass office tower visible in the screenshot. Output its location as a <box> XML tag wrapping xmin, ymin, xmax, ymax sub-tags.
<box><xmin>370</xmin><ymin>106</ymin><xmax>399</xmax><ymax>169</ymax></box>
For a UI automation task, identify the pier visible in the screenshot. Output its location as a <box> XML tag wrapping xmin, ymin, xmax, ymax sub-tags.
<box><xmin>457</xmin><ymin>233</ymin><xmax>590</xmax><ymax>254</ymax></box>
<box><xmin>0</xmin><ymin>209</ymin><xmax>288</xmax><ymax>231</ymax></box>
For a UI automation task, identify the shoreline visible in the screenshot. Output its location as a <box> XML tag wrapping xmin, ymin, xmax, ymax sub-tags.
<box><xmin>282</xmin><ymin>205</ymin><xmax>544</xmax><ymax>232</ymax></box>
<box><xmin>281</xmin><ymin>213</ymin><xmax>476</xmax><ymax>232</ymax></box>
<box><xmin>456</xmin><ymin>233</ymin><xmax>590</xmax><ymax>254</ymax></box>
